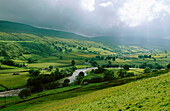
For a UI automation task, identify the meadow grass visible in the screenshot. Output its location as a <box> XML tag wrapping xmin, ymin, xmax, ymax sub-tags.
<box><xmin>0</xmin><ymin>85</ymin><xmax>81</xmax><ymax>107</ymax></box>
<box><xmin>28</xmin><ymin>63</ymin><xmax>68</xmax><ymax>68</ymax></box>
<box><xmin>0</xmin><ymin>86</ymin><xmax>5</xmax><ymax>91</ymax></box>
<box><xmin>1</xmin><ymin>70</ymin><xmax>169</xmax><ymax>111</ymax></box>
<box><xmin>0</xmin><ymin>72</ymin><xmax>29</xmax><ymax>89</ymax></box>
<box><xmin>0</xmin><ymin>68</ymin><xmax>28</xmax><ymax>74</ymax></box>
<box><xmin>1</xmin><ymin>69</ymin><xmax>169</xmax><ymax>111</ymax></box>
<box><xmin>59</xmin><ymin>72</ymin><xmax>170</xmax><ymax>111</ymax></box>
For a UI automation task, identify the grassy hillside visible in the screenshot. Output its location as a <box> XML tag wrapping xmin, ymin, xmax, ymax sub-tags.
<box><xmin>1</xmin><ymin>70</ymin><xmax>169</xmax><ymax>111</ymax></box>
<box><xmin>59</xmin><ymin>72</ymin><xmax>170</xmax><ymax>111</ymax></box>
<box><xmin>0</xmin><ymin>21</ymin><xmax>87</xmax><ymax>40</ymax></box>
<box><xmin>0</xmin><ymin>32</ymin><xmax>115</xmax><ymax>58</ymax></box>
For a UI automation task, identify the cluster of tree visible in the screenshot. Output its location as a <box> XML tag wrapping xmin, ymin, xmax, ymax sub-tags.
<box><xmin>67</xmin><ymin>44</ymin><xmax>77</xmax><ymax>48</ymax></box>
<box><xmin>29</xmin><ymin>69</ymin><xmax>40</xmax><ymax>76</ymax></box>
<box><xmin>103</xmin><ymin>70</ymin><xmax>116</xmax><ymax>81</ymax></box>
<box><xmin>78</xmin><ymin>47</ymin><xmax>82</xmax><ymax>49</ymax></box>
<box><xmin>62</xmin><ymin>79</ymin><xmax>70</xmax><ymax>87</ymax></box>
<box><xmin>65</xmin><ymin>48</ymin><xmax>72</xmax><ymax>52</ymax></box>
<box><xmin>144</xmin><ymin>67</ymin><xmax>152</xmax><ymax>73</ymax></box>
<box><xmin>27</xmin><ymin>58</ymin><xmax>37</xmax><ymax>63</ymax></box>
<box><xmin>91</xmin><ymin>66</ymin><xmax>105</xmax><ymax>74</ymax></box>
<box><xmin>118</xmin><ymin>56</ymin><xmax>138</xmax><ymax>60</ymax></box>
<box><xmin>88</xmin><ymin>59</ymin><xmax>98</xmax><ymax>67</ymax></box>
<box><xmin>82</xmin><ymin>76</ymin><xmax>103</xmax><ymax>84</ymax></box>
<box><xmin>94</xmin><ymin>56</ymin><xmax>116</xmax><ymax>61</ymax></box>
<box><xmin>138</xmin><ymin>55</ymin><xmax>152</xmax><ymax>59</ymax></box>
<box><xmin>54</xmin><ymin>46</ymin><xmax>63</xmax><ymax>52</ymax></box>
<box><xmin>123</xmin><ymin>64</ymin><xmax>130</xmax><ymax>70</ymax></box>
<box><xmin>18</xmin><ymin>88</ymin><xmax>31</xmax><ymax>99</ymax></box>
<box><xmin>74</xmin><ymin>71</ymin><xmax>85</xmax><ymax>85</ymax></box>
<box><xmin>27</xmin><ymin>67</ymin><xmax>77</xmax><ymax>92</ymax></box>
<box><xmin>1</xmin><ymin>59</ymin><xmax>25</xmax><ymax>67</ymax></box>
<box><xmin>139</xmin><ymin>63</ymin><xmax>165</xmax><ymax>69</ymax></box>
<box><xmin>81</xmin><ymin>69</ymin><xmax>135</xmax><ymax>85</ymax></box>
<box><xmin>102</xmin><ymin>64</ymin><xmax>120</xmax><ymax>68</ymax></box>
<box><xmin>83</xmin><ymin>47</ymin><xmax>88</xmax><ymax>50</ymax></box>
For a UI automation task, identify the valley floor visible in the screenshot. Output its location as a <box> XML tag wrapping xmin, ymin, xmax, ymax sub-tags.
<box><xmin>1</xmin><ymin>71</ymin><xmax>170</xmax><ymax>111</ymax></box>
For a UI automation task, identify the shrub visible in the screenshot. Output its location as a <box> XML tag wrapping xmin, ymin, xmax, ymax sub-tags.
<box><xmin>94</xmin><ymin>67</ymin><xmax>105</xmax><ymax>74</ymax></box>
<box><xmin>28</xmin><ymin>58</ymin><xmax>35</xmax><ymax>63</ymax></box>
<box><xmin>125</xmin><ymin>72</ymin><xmax>135</xmax><ymax>77</ymax></box>
<box><xmin>63</xmin><ymin>79</ymin><xmax>70</xmax><ymax>87</ymax></box>
<box><xmin>71</xmin><ymin>60</ymin><xmax>75</xmax><ymax>66</ymax></box>
<box><xmin>49</xmin><ymin>65</ymin><xmax>53</xmax><ymax>70</ymax></box>
<box><xmin>104</xmin><ymin>70</ymin><xmax>116</xmax><ymax>81</ymax></box>
<box><xmin>18</xmin><ymin>88</ymin><xmax>31</xmax><ymax>99</ymax></box>
<box><xmin>123</xmin><ymin>64</ymin><xmax>130</xmax><ymax>70</ymax></box>
<box><xmin>167</xmin><ymin>63</ymin><xmax>170</xmax><ymax>69</ymax></box>
<box><xmin>90</xmin><ymin>77</ymin><xmax>103</xmax><ymax>83</ymax></box>
<box><xmin>117</xmin><ymin>69</ymin><xmax>127</xmax><ymax>78</ymax></box>
<box><xmin>29</xmin><ymin>69</ymin><xmax>40</xmax><ymax>76</ymax></box>
<box><xmin>144</xmin><ymin>67</ymin><xmax>152</xmax><ymax>73</ymax></box>
<box><xmin>74</xmin><ymin>72</ymin><xmax>85</xmax><ymax>85</ymax></box>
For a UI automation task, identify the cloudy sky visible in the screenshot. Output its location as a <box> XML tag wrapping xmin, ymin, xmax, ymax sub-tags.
<box><xmin>0</xmin><ymin>0</ymin><xmax>170</xmax><ymax>38</ymax></box>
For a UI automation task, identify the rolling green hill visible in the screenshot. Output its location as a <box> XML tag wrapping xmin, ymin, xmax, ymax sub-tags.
<box><xmin>0</xmin><ymin>21</ymin><xmax>88</xmax><ymax>40</ymax></box>
<box><xmin>0</xmin><ymin>21</ymin><xmax>117</xmax><ymax>59</ymax></box>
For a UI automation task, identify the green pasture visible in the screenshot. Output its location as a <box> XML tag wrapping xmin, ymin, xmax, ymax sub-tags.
<box><xmin>0</xmin><ymin>72</ymin><xmax>29</xmax><ymax>90</ymax></box>
<box><xmin>28</xmin><ymin>63</ymin><xmax>68</xmax><ymax>68</ymax></box>
<box><xmin>1</xmin><ymin>70</ymin><xmax>169</xmax><ymax>111</ymax></box>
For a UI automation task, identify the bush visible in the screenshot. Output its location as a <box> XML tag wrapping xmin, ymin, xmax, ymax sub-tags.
<box><xmin>94</xmin><ymin>67</ymin><xmax>105</xmax><ymax>74</ymax></box>
<box><xmin>104</xmin><ymin>70</ymin><xmax>116</xmax><ymax>81</ymax></box>
<box><xmin>91</xmin><ymin>61</ymin><xmax>98</xmax><ymax>67</ymax></box>
<box><xmin>90</xmin><ymin>77</ymin><xmax>103</xmax><ymax>83</ymax></box>
<box><xmin>74</xmin><ymin>72</ymin><xmax>85</xmax><ymax>85</ymax></box>
<box><xmin>117</xmin><ymin>69</ymin><xmax>127</xmax><ymax>78</ymax></box>
<box><xmin>63</xmin><ymin>79</ymin><xmax>70</xmax><ymax>87</ymax></box>
<box><xmin>49</xmin><ymin>65</ymin><xmax>53</xmax><ymax>70</ymax></box>
<box><xmin>82</xmin><ymin>76</ymin><xmax>103</xmax><ymax>84</ymax></box>
<box><xmin>144</xmin><ymin>67</ymin><xmax>152</xmax><ymax>73</ymax></box>
<box><xmin>29</xmin><ymin>69</ymin><xmax>40</xmax><ymax>76</ymax></box>
<box><xmin>1</xmin><ymin>59</ymin><xmax>23</xmax><ymax>67</ymax></box>
<box><xmin>71</xmin><ymin>60</ymin><xmax>75</xmax><ymax>66</ymax></box>
<box><xmin>79</xmin><ymin>71</ymin><xmax>85</xmax><ymax>77</ymax></box>
<box><xmin>167</xmin><ymin>63</ymin><xmax>170</xmax><ymax>69</ymax></box>
<box><xmin>123</xmin><ymin>64</ymin><xmax>129</xmax><ymax>70</ymax></box>
<box><xmin>18</xmin><ymin>88</ymin><xmax>31</xmax><ymax>99</ymax></box>
<box><xmin>125</xmin><ymin>72</ymin><xmax>135</xmax><ymax>77</ymax></box>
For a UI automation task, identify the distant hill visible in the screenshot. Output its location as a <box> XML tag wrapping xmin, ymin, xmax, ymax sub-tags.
<box><xmin>0</xmin><ymin>20</ymin><xmax>169</xmax><ymax>52</ymax></box>
<box><xmin>0</xmin><ymin>21</ymin><xmax>88</xmax><ymax>40</ymax></box>
<box><xmin>91</xmin><ymin>36</ymin><xmax>170</xmax><ymax>50</ymax></box>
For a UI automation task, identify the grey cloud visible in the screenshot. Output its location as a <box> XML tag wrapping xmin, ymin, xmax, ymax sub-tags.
<box><xmin>0</xmin><ymin>0</ymin><xmax>170</xmax><ymax>38</ymax></box>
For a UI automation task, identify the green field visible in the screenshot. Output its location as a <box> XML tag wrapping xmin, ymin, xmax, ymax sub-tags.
<box><xmin>0</xmin><ymin>72</ymin><xmax>29</xmax><ymax>89</ymax></box>
<box><xmin>60</xmin><ymin>72</ymin><xmax>170</xmax><ymax>111</ymax></box>
<box><xmin>1</xmin><ymin>70</ymin><xmax>169</xmax><ymax>111</ymax></box>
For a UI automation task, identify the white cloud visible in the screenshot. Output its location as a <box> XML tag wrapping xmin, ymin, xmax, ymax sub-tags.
<box><xmin>119</xmin><ymin>0</ymin><xmax>170</xmax><ymax>27</ymax></box>
<box><xmin>99</xmin><ymin>2</ymin><xmax>112</xmax><ymax>7</ymax></box>
<box><xmin>81</xmin><ymin>0</ymin><xmax>95</xmax><ymax>12</ymax></box>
